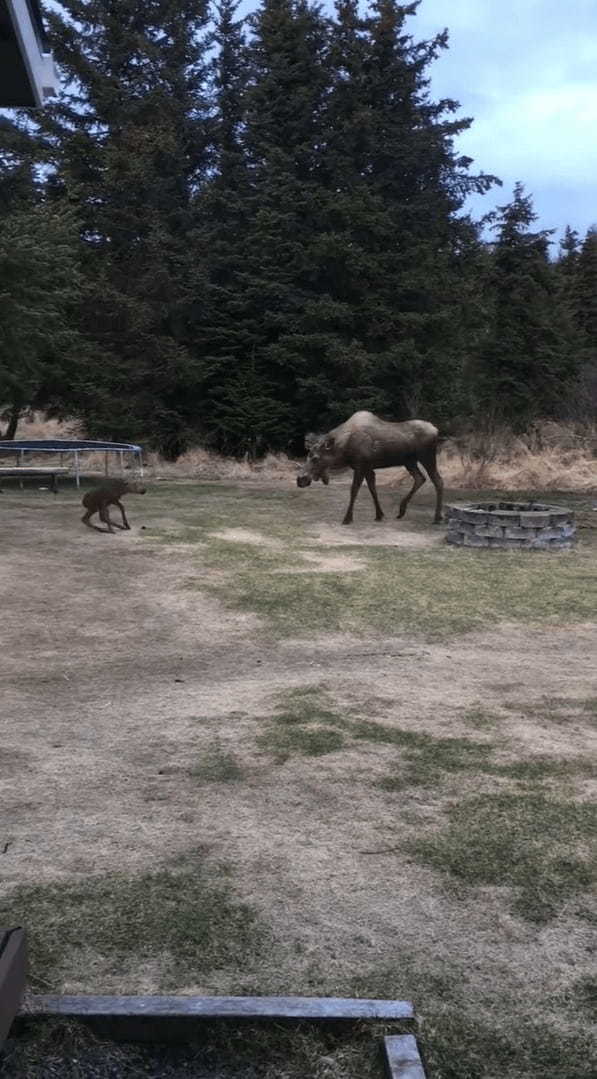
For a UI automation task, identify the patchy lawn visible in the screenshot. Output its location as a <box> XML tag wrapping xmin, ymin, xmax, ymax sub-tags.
<box><xmin>1</xmin><ymin>478</ymin><xmax>596</xmax><ymax>1077</ymax></box>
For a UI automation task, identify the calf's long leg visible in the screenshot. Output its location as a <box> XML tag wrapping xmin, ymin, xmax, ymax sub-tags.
<box><xmin>365</xmin><ymin>470</ymin><xmax>384</xmax><ymax>521</ymax></box>
<box><xmin>100</xmin><ymin>503</ymin><xmax>115</xmax><ymax>534</ymax></box>
<box><xmin>397</xmin><ymin>460</ymin><xmax>426</xmax><ymax>520</ymax></box>
<box><xmin>116</xmin><ymin>499</ymin><xmax>130</xmax><ymax>530</ymax></box>
<box><xmin>342</xmin><ymin>468</ymin><xmax>366</xmax><ymax>525</ymax></box>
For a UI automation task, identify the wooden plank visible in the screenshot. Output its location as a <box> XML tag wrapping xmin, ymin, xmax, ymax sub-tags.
<box><xmin>28</xmin><ymin>994</ymin><xmax>414</xmax><ymax>1021</ymax></box>
<box><xmin>0</xmin><ymin>928</ymin><xmax>27</xmax><ymax>1046</ymax></box>
<box><xmin>0</xmin><ymin>467</ymin><xmax>70</xmax><ymax>476</ymax></box>
<box><xmin>384</xmin><ymin>1034</ymin><xmax>427</xmax><ymax>1079</ymax></box>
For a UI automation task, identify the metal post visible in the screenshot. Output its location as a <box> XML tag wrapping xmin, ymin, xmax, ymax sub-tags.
<box><xmin>120</xmin><ymin>450</ymin><xmax>124</xmax><ymax>475</ymax></box>
<box><xmin>104</xmin><ymin>451</ymin><xmax>109</xmax><ymax>476</ymax></box>
<box><xmin>138</xmin><ymin>450</ymin><xmax>144</xmax><ymax>478</ymax></box>
<box><xmin>19</xmin><ymin>450</ymin><xmax>24</xmax><ymax>490</ymax></box>
<box><xmin>75</xmin><ymin>451</ymin><xmax>80</xmax><ymax>488</ymax></box>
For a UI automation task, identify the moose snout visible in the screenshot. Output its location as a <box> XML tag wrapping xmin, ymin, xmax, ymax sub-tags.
<box><xmin>297</xmin><ymin>475</ymin><xmax>311</xmax><ymax>488</ymax></box>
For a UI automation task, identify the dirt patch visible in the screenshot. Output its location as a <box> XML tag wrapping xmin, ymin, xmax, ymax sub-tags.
<box><xmin>275</xmin><ymin>552</ymin><xmax>366</xmax><ymax>573</ymax></box>
<box><xmin>305</xmin><ymin>522</ymin><xmax>442</xmax><ymax>547</ymax></box>
<box><xmin>212</xmin><ymin>528</ymin><xmax>283</xmax><ymax>548</ymax></box>
<box><xmin>1</xmin><ymin>482</ymin><xmax>596</xmax><ymax>1075</ymax></box>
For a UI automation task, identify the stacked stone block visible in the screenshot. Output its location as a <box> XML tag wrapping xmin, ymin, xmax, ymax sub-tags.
<box><xmin>446</xmin><ymin>502</ymin><xmax>576</xmax><ymax>550</ymax></box>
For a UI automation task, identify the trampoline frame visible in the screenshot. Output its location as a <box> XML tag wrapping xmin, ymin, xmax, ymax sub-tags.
<box><xmin>0</xmin><ymin>440</ymin><xmax>144</xmax><ymax>488</ymax></box>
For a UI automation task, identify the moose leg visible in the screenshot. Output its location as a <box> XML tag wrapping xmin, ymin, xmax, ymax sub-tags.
<box><xmin>116</xmin><ymin>500</ymin><xmax>130</xmax><ymax>530</ymax></box>
<box><xmin>81</xmin><ymin>510</ymin><xmax>103</xmax><ymax>532</ymax></box>
<box><xmin>420</xmin><ymin>447</ymin><xmax>444</xmax><ymax>523</ymax></box>
<box><xmin>99</xmin><ymin>504</ymin><xmax>115</xmax><ymax>534</ymax></box>
<box><xmin>342</xmin><ymin>468</ymin><xmax>365</xmax><ymax>525</ymax></box>
<box><xmin>397</xmin><ymin>460</ymin><xmax>426</xmax><ymax>520</ymax></box>
<box><xmin>365</xmin><ymin>470</ymin><xmax>384</xmax><ymax>521</ymax></box>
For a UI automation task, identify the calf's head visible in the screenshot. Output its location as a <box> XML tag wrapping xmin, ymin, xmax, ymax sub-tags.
<box><xmin>296</xmin><ymin>433</ymin><xmax>335</xmax><ymax>488</ymax></box>
<box><xmin>126</xmin><ymin>480</ymin><xmax>147</xmax><ymax>495</ymax></box>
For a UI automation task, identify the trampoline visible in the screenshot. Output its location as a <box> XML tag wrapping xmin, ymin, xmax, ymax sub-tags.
<box><xmin>0</xmin><ymin>439</ymin><xmax>143</xmax><ymax>489</ymax></box>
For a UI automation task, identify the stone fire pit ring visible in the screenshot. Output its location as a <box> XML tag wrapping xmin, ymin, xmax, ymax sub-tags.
<box><xmin>446</xmin><ymin>501</ymin><xmax>576</xmax><ymax>550</ymax></box>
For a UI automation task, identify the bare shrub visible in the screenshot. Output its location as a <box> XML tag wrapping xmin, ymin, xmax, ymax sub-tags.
<box><xmin>6</xmin><ymin>412</ymin><xmax>596</xmax><ymax>491</ymax></box>
<box><xmin>440</xmin><ymin>421</ymin><xmax>597</xmax><ymax>491</ymax></box>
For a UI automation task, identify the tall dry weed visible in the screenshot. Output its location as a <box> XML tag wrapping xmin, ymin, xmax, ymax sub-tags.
<box><xmin>7</xmin><ymin>412</ymin><xmax>597</xmax><ymax>492</ymax></box>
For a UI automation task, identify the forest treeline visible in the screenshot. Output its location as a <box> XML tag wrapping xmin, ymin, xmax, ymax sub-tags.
<box><xmin>0</xmin><ymin>0</ymin><xmax>596</xmax><ymax>458</ymax></box>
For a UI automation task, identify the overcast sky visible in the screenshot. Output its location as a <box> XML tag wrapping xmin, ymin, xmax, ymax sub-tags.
<box><xmin>412</xmin><ymin>0</ymin><xmax>597</xmax><ymax>245</ymax></box>
<box><xmin>238</xmin><ymin>0</ymin><xmax>595</xmax><ymax>247</ymax></box>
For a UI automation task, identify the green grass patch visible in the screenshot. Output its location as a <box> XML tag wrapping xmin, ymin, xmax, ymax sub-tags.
<box><xmin>409</xmin><ymin>792</ymin><xmax>597</xmax><ymax>922</ymax></box>
<box><xmin>494</xmin><ymin>756</ymin><xmax>596</xmax><ymax>781</ymax></box>
<box><xmin>351</xmin><ymin>719</ymin><xmax>494</xmax><ymax>788</ymax></box>
<box><xmin>462</xmin><ymin>705</ymin><xmax>502</xmax><ymax>729</ymax></box>
<box><xmin>203</xmin><ymin>543</ymin><xmax>597</xmax><ymax>639</ymax></box>
<box><xmin>190</xmin><ymin>741</ymin><xmax>246</xmax><ymax>784</ymax></box>
<box><xmin>257</xmin><ymin>724</ymin><xmax>345</xmax><ymax>760</ymax></box>
<box><xmin>379</xmin><ymin>735</ymin><xmax>494</xmax><ymax>791</ymax></box>
<box><xmin>352</xmin><ymin>717</ymin><xmax>594</xmax><ymax>789</ymax></box>
<box><xmin>502</xmin><ymin>695</ymin><xmax>597</xmax><ymax>727</ymax></box>
<box><xmin>352</xmin><ymin>959</ymin><xmax>597</xmax><ymax>1079</ymax></box>
<box><xmin>572</xmin><ymin>975</ymin><xmax>597</xmax><ymax>1020</ymax></box>
<box><xmin>0</xmin><ymin>852</ymin><xmax>268</xmax><ymax>992</ymax></box>
<box><xmin>256</xmin><ymin>686</ymin><xmax>348</xmax><ymax>761</ymax></box>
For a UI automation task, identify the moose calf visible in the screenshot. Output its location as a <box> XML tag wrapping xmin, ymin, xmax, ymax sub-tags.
<box><xmin>81</xmin><ymin>478</ymin><xmax>146</xmax><ymax>533</ymax></box>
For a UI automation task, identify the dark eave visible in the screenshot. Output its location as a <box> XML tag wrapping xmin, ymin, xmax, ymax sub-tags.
<box><xmin>0</xmin><ymin>0</ymin><xmax>59</xmax><ymax>107</ymax></box>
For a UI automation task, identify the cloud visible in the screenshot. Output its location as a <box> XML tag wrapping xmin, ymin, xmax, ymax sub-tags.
<box><xmin>414</xmin><ymin>0</ymin><xmax>597</xmax><ymax>235</ymax></box>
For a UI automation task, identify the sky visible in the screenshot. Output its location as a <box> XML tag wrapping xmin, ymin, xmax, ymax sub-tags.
<box><xmin>238</xmin><ymin>0</ymin><xmax>596</xmax><ymax>247</ymax></box>
<box><xmin>38</xmin><ymin>0</ymin><xmax>597</xmax><ymax>248</ymax></box>
<box><xmin>388</xmin><ymin>0</ymin><xmax>597</xmax><ymax>246</ymax></box>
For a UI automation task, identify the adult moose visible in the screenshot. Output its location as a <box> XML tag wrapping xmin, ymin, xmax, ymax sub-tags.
<box><xmin>296</xmin><ymin>411</ymin><xmax>444</xmax><ymax>525</ymax></box>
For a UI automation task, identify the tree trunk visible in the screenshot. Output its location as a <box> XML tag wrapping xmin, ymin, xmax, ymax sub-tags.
<box><xmin>1</xmin><ymin>401</ymin><xmax>21</xmax><ymax>440</ymax></box>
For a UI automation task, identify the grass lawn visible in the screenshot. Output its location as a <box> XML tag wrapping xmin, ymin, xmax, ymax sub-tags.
<box><xmin>1</xmin><ymin>477</ymin><xmax>596</xmax><ymax>1077</ymax></box>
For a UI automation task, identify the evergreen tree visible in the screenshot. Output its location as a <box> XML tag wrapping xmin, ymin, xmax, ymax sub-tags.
<box><xmin>0</xmin><ymin>202</ymin><xmax>85</xmax><ymax>437</ymax></box>
<box><xmin>477</xmin><ymin>184</ymin><xmax>579</xmax><ymax>429</ymax></box>
<box><xmin>191</xmin><ymin>0</ymin><xmax>279</xmax><ymax>456</ymax></box>
<box><xmin>575</xmin><ymin>227</ymin><xmax>597</xmax><ymax>350</ymax></box>
<box><xmin>558</xmin><ymin>225</ymin><xmax>580</xmax><ymax>277</ymax></box>
<box><xmin>35</xmin><ymin>0</ymin><xmax>212</xmax><ymax>456</ymax></box>
<box><xmin>571</xmin><ymin>227</ymin><xmax>597</xmax><ymax>419</ymax></box>
<box><xmin>202</xmin><ymin>0</ymin><xmax>337</xmax><ymax>454</ymax></box>
<box><xmin>321</xmin><ymin>0</ymin><xmax>497</xmax><ymax>427</ymax></box>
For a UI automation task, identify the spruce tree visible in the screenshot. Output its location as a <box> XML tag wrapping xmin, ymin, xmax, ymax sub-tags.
<box><xmin>478</xmin><ymin>184</ymin><xmax>578</xmax><ymax>429</ymax></box>
<box><xmin>572</xmin><ymin>227</ymin><xmax>597</xmax><ymax>419</ymax></box>
<box><xmin>35</xmin><ymin>0</ymin><xmax>212</xmax><ymax>456</ymax></box>
<box><xmin>0</xmin><ymin>201</ymin><xmax>84</xmax><ymax>437</ymax></box>
<box><xmin>323</xmin><ymin>0</ymin><xmax>497</xmax><ymax>427</ymax></box>
<box><xmin>205</xmin><ymin>0</ymin><xmax>338</xmax><ymax>454</ymax></box>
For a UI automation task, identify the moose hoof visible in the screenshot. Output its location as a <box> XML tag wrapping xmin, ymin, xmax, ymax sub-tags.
<box><xmin>342</xmin><ymin>518</ymin><xmax>353</xmax><ymax>526</ymax></box>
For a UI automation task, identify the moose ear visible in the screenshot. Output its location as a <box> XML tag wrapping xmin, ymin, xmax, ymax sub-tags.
<box><xmin>323</xmin><ymin>436</ymin><xmax>335</xmax><ymax>451</ymax></box>
<box><xmin>304</xmin><ymin>432</ymin><xmax>318</xmax><ymax>450</ymax></box>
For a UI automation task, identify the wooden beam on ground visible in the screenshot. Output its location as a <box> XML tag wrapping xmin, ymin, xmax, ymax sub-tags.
<box><xmin>0</xmin><ymin>928</ymin><xmax>27</xmax><ymax>1046</ymax></box>
<box><xmin>383</xmin><ymin>1034</ymin><xmax>427</xmax><ymax>1079</ymax></box>
<box><xmin>27</xmin><ymin>993</ymin><xmax>414</xmax><ymax>1020</ymax></box>
<box><xmin>21</xmin><ymin>994</ymin><xmax>414</xmax><ymax>1043</ymax></box>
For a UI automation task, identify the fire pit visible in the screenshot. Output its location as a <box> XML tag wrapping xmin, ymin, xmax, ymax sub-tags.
<box><xmin>446</xmin><ymin>501</ymin><xmax>576</xmax><ymax>550</ymax></box>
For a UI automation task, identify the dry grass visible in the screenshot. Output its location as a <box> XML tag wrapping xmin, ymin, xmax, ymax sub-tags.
<box><xmin>440</xmin><ymin>438</ymin><xmax>597</xmax><ymax>493</ymax></box>
<box><xmin>1</xmin><ymin>481</ymin><xmax>596</xmax><ymax>1077</ymax></box>
<box><xmin>7</xmin><ymin>412</ymin><xmax>597</xmax><ymax>491</ymax></box>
